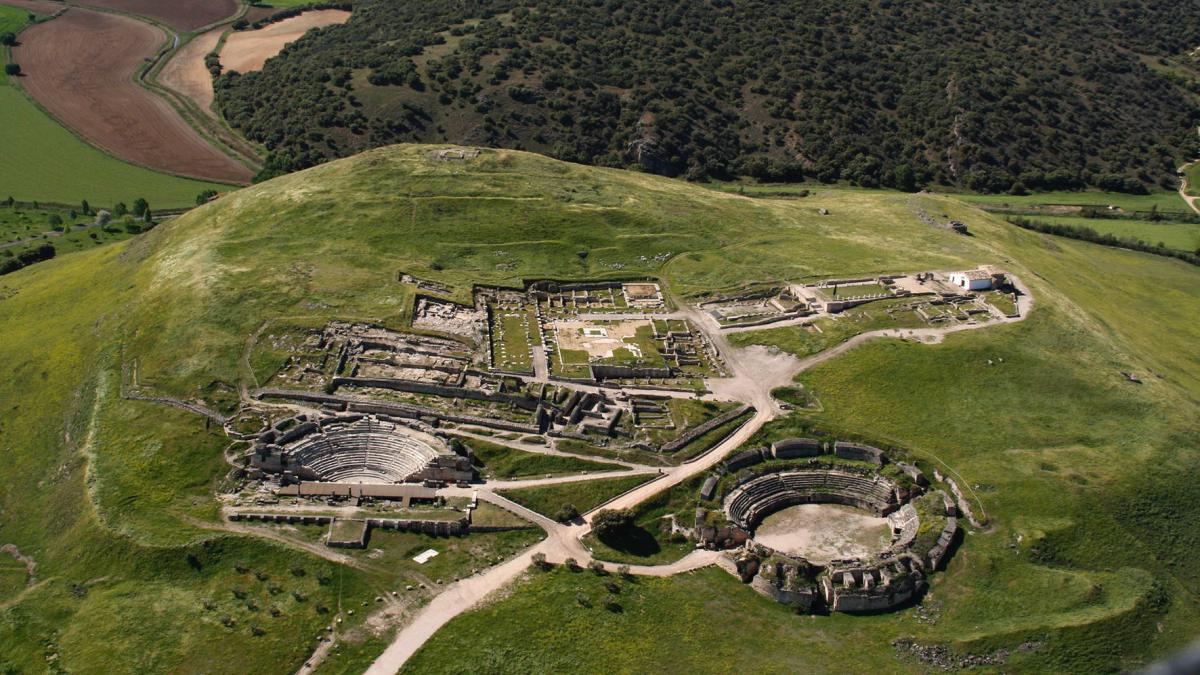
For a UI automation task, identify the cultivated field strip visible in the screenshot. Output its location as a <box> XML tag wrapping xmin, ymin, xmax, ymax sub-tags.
<box><xmin>13</xmin><ymin>8</ymin><xmax>253</xmax><ymax>184</ymax></box>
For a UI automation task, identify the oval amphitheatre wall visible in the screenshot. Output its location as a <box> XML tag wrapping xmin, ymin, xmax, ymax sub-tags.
<box><xmin>694</xmin><ymin>438</ymin><xmax>961</xmax><ymax>614</ymax></box>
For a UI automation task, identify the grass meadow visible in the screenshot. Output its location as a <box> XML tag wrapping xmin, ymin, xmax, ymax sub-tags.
<box><xmin>0</xmin><ymin>146</ymin><xmax>1196</xmax><ymax>672</ymax></box>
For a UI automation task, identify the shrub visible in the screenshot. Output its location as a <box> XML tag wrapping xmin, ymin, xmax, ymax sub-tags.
<box><xmin>4</xmin><ymin>63</ymin><xmax>20</xmax><ymax>77</ymax></box>
<box><xmin>564</xmin><ymin>557</ymin><xmax>578</xmax><ymax>571</ymax></box>
<box><xmin>592</xmin><ymin>508</ymin><xmax>634</xmax><ymax>540</ymax></box>
<box><xmin>587</xmin><ymin>560</ymin><xmax>606</xmax><ymax>575</ymax></box>
<box><xmin>554</xmin><ymin>503</ymin><xmax>580</xmax><ymax>522</ymax></box>
<box><xmin>531</xmin><ymin>552</ymin><xmax>549</xmax><ymax>570</ymax></box>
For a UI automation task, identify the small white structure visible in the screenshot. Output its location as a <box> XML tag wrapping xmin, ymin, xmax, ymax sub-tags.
<box><xmin>948</xmin><ymin>269</ymin><xmax>993</xmax><ymax>291</ymax></box>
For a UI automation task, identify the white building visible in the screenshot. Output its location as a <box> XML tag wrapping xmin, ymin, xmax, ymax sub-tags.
<box><xmin>948</xmin><ymin>269</ymin><xmax>993</xmax><ymax>291</ymax></box>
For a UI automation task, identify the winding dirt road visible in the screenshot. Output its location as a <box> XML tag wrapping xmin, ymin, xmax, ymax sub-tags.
<box><xmin>1179</xmin><ymin>162</ymin><xmax>1199</xmax><ymax>215</ymax></box>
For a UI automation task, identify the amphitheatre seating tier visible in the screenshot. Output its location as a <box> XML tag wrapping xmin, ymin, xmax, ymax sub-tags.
<box><xmin>725</xmin><ymin>469</ymin><xmax>898</xmax><ymax>529</ymax></box>
<box><xmin>284</xmin><ymin>418</ymin><xmax>444</xmax><ymax>483</ymax></box>
<box><xmin>886</xmin><ymin>504</ymin><xmax>919</xmax><ymax>551</ymax></box>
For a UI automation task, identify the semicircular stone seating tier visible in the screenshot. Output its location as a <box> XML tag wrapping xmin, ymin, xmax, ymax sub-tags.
<box><xmin>286</xmin><ymin>418</ymin><xmax>441</xmax><ymax>482</ymax></box>
<box><xmin>725</xmin><ymin>469</ymin><xmax>898</xmax><ymax>530</ymax></box>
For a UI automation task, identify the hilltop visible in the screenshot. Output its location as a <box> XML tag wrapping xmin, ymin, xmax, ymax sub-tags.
<box><xmin>0</xmin><ymin>145</ymin><xmax>1198</xmax><ymax>673</ymax></box>
<box><xmin>217</xmin><ymin>0</ymin><xmax>1200</xmax><ymax>190</ymax></box>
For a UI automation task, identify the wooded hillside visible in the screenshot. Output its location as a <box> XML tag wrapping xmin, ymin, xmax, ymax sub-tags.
<box><xmin>217</xmin><ymin>0</ymin><xmax>1200</xmax><ymax>190</ymax></box>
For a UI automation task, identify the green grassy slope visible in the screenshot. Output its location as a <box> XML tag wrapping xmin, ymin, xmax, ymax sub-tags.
<box><xmin>0</xmin><ymin>145</ymin><xmax>1197</xmax><ymax>673</ymax></box>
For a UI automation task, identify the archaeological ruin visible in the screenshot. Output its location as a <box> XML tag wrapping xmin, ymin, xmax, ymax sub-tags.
<box><xmin>694</xmin><ymin>438</ymin><xmax>959</xmax><ymax>614</ymax></box>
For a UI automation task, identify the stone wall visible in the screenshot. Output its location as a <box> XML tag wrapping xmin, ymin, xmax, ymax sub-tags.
<box><xmin>589</xmin><ymin>364</ymin><xmax>674</xmax><ymax>380</ymax></box>
<box><xmin>331</xmin><ymin>376</ymin><xmax>539</xmax><ymax>411</ymax></box>
<box><xmin>833</xmin><ymin>441</ymin><xmax>885</xmax><ymax>466</ymax></box>
<box><xmin>659</xmin><ymin>404</ymin><xmax>753</xmax><ymax>453</ymax></box>
<box><xmin>770</xmin><ymin>437</ymin><xmax>824</xmax><ymax>459</ymax></box>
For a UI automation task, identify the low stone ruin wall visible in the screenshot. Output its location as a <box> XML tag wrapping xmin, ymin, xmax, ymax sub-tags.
<box><xmin>331</xmin><ymin>376</ymin><xmax>539</xmax><ymax>411</ymax></box>
<box><xmin>589</xmin><ymin>364</ymin><xmax>674</xmax><ymax>380</ymax></box>
<box><xmin>255</xmin><ymin>388</ymin><xmax>540</xmax><ymax>434</ymax></box>
<box><xmin>659</xmin><ymin>404</ymin><xmax>753</xmax><ymax>453</ymax></box>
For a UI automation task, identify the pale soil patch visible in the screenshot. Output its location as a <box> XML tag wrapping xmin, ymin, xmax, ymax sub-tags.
<box><xmin>159</xmin><ymin>28</ymin><xmax>221</xmax><ymax>116</ymax></box>
<box><xmin>553</xmin><ymin>319</ymin><xmax>648</xmax><ymax>359</ymax></box>
<box><xmin>754</xmin><ymin>503</ymin><xmax>891</xmax><ymax>564</ymax></box>
<box><xmin>220</xmin><ymin>10</ymin><xmax>350</xmax><ymax>73</ymax></box>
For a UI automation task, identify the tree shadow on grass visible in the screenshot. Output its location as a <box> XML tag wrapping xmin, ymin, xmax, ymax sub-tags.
<box><xmin>598</xmin><ymin>526</ymin><xmax>661</xmax><ymax>558</ymax></box>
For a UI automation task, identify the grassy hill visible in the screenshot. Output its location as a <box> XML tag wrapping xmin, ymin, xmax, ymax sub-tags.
<box><xmin>0</xmin><ymin>145</ymin><xmax>1197</xmax><ymax>672</ymax></box>
<box><xmin>217</xmin><ymin>0</ymin><xmax>1200</xmax><ymax>190</ymax></box>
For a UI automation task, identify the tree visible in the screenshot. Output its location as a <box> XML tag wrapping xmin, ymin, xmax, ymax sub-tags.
<box><xmin>4</xmin><ymin>63</ymin><xmax>20</xmax><ymax>77</ymax></box>
<box><xmin>588</xmin><ymin>560</ymin><xmax>606</xmax><ymax>575</ymax></box>
<box><xmin>132</xmin><ymin>198</ymin><xmax>149</xmax><ymax>217</ymax></box>
<box><xmin>196</xmin><ymin>189</ymin><xmax>218</xmax><ymax>205</ymax></box>
<box><xmin>591</xmin><ymin>508</ymin><xmax>634</xmax><ymax>540</ymax></box>
<box><xmin>113</xmin><ymin>202</ymin><xmax>127</xmax><ymax>217</ymax></box>
<box><xmin>554</xmin><ymin>503</ymin><xmax>580</xmax><ymax>522</ymax></box>
<box><xmin>47</xmin><ymin>214</ymin><xmax>62</xmax><ymax>227</ymax></box>
<box><xmin>531</xmin><ymin>552</ymin><xmax>549</xmax><ymax>570</ymax></box>
<box><xmin>0</xmin><ymin>33</ymin><xmax>16</xmax><ymax>47</ymax></box>
<box><xmin>80</xmin><ymin>199</ymin><xmax>90</xmax><ymax>215</ymax></box>
<box><xmin>892</xmin><ymin>164</ymin><xmax>917</xmax><ymax>192</ymax></box>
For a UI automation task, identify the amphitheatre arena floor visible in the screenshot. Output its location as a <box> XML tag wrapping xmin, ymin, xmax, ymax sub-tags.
<box><xmin>72</xmin><ymin>0</ymin><xmax>238</xmax><ymax>31</ymax></box>
<box><xmin>159</xmin><ymin>28</ymin><xmax>222</xmax><ymax>116</ymax></box>
<box><xmin>14</xmin><ymin>8</ymin><xmax>253</xmax><ymax>184</ymax></box>
<box><xmin>753</xmin><ymin>504</ymin><xmax>891</xmax><ymax>564</ymax></box>
<box><xmin>219</xmin><ymin>10</ymin><xmax>351</xmax><ymax>74</ymax></box>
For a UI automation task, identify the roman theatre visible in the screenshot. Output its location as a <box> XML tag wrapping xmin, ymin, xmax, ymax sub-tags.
<box><xmin>248</xmin><ymin>414</ymin><xmax>474</xmax><ymax>496</ymax></box>
<box><xmin>695</xmin><ymin>439</ymin><xmax>960</xmax><ymax>613</ymax></box>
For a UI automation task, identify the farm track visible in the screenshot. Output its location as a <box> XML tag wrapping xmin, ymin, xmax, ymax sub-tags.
<box><xmin>13</xmin><ymin>7</ymin><xmax>253</xmax><ymax>184</ymax></box>
<box><xmin>1179</xmin><ymin>162</ymin><xmax>1200</xmax><ymax>215</ymax></box>
<box><xmin>158</xmin><ymin>28</ymin><xmax>221</xmax><ymax>116</ymax></box>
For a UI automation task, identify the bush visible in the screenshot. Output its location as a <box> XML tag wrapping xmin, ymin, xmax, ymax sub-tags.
<box><xmin>554</xmin><ymin>503</ymin><xmax>580</xmax><ymax>522</ymax></box>
<box><xmin>4</xmin><ymin>63</ymin><xmax>20</xmax><ymax>77</ymax></box>
<box><xmin>564</xmin><ymin>557</ymin><xmax>579</xmax><ymax>571</ymax></box>
<box><xmin>592</xmin><ymin>508</ymin><xmax>634</xmax><ymax>540</ymax></box>
<box><xmin>531</xmin><ymin>552</ymin><xmax>549</xmax><ymax>570</ymax></box>
<box><xmin>587</xmin><ymin>560</ymin><xmax>606</xmax><ymax>575</ymax></box>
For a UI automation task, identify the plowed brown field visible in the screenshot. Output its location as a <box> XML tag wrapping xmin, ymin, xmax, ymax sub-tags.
<box><xmin>159</xmin><ymin>28</ymin><xmax>220</xmax><ymax>115</ymax></box>
<box><xmin>220</xmin><ymin>10</ymin><xmax>350</xmax><ymax>73</ymax></box>
<box><xmin>14</xmin><ymin>9</ymin><xmax>252</xmax><ymax>184</ymax></box>
<box><xmin>0</xmin><ymin>0</ymin><xmax>62</xmax><ymax>15</ymax></box>
<box><xmin>73</xmin><ymin>0</ymin><xmax>238</xmax><ymax>31</ymax></box>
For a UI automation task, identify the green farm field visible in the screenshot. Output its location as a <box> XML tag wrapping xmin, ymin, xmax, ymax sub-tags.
<box><xmin>955</xmin><ymin>188</ymin><xmax>1190</xmax><ymax>213</ymax></box>
<box><xmin>0</xmin><ymin>145</ymin><xmax>1197</xmax><ymax>672</ymax></box>
<box><xmin>1027</xmin><ymin>215</ymin><xmax>1200</xmax><ymax>252</ymax></box>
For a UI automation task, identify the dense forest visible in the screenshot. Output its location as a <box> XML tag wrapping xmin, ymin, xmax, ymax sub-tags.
<box><xmin>216</xmin><ymin>0</ymin><xmax>1200</xmax><ymax>190</ymax></box>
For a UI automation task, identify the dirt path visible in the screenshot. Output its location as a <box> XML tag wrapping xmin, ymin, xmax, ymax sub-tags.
<box><xmin>220</xmin><ymin>10</ymin><xmax>350</xmax><ymax>73</ymax></box>
<box><xmin>159</xmin><ymin>28</ymin><xmax>221</xmax><ymax>116</ymax></box>
<box><xmin>1179</xmin><ymin>162</ymin><xmax>1199</xmax><ymax>215</ymax></box>
<box><xmin>13</xmin><ymin>8</ymin><xmax>252</xmax><ymax>183</ymax></box>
